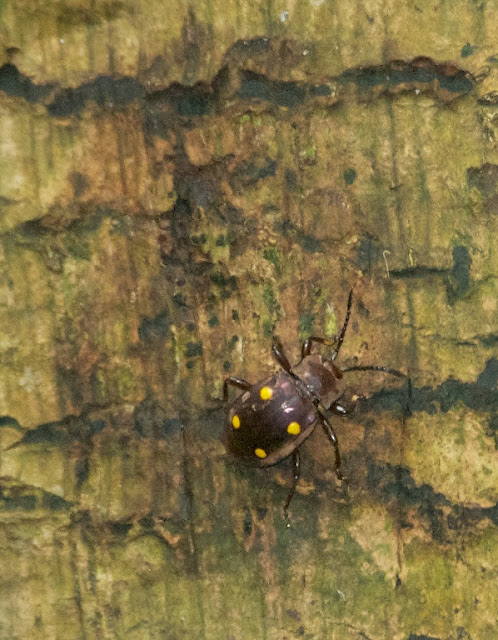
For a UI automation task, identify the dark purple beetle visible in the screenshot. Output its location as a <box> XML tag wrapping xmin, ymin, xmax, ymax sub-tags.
<box><xmin>223</xmin><ymin>291</ymin><xmax>407</xmax><ymax>516</ymax></box>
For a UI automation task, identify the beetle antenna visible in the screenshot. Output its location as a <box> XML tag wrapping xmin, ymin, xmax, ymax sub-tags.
<box><xmin>331</xmin><ymin>289</ymin><xmax>353</xmax><ymax>361</ymax></box>
<box><xmin>341</xmin><ymin>365</ymin><xmax>412</xmax><ymax>414</ymax></box>
<box><xmin>341</xmin><ymin>365</ymin><xmax>405</xmax><ymax>378</ymax></box>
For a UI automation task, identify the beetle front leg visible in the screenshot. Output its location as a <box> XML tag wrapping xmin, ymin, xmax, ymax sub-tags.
<box><xmin>301</xmin><ymin>336</ymin><xmax>335</xmax><ymax>358</ymax></box>
<box><xmin>319</xmin><ymin>412</ymin><xmax>346</xmax><ymax>482</ymax></box>
<box><xmin>283</xmin><ymin>449</ymin><xmax>301</xmax><ymax>522</ymax></box>
<box><xmin>272</xmin><ymin>336</ymin><xmax>292</xmax><ymax>372</ymax></box>
<box><xmin>223</xmin><ymin>376</ymin><xmax>252</xmax><ymax>402</ymax></box>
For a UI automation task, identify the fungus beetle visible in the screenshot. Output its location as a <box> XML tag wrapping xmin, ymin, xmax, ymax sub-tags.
<box><xmin>223</xmin><ymin>291</ymin><xmax>407</xmax><ymax>517</ymax></box>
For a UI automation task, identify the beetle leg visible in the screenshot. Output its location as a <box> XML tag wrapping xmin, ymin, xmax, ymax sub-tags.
<box><xmin>223</xmin><ymin>376</ymin><xmax>252</xmax><ymax>402</ymax></box>
<box><xmin>301</xmin><ymin>290</ymin><xmax>352</xmax><ymax>360</ymax></box>
<box><xmin>331</xmin><ymin>289</ymin><xmax>353</xmax><ymax>361</ymax></box>
<box><xmin>330</xmin><ymin>393</ymin><xmax>363</xmax><ymax>416</ymax></box>
<box><xmin>301</xmin><ymin>339</ymin><xmax>311</xmax><ymax>358</ymax></box>
<box><xmin>272</xmin><ymin>336</ymin><xmax>293</xmax><ymax>372</ymax></box>
<box><xmin>301</xmin><ymin>336</ymin><xmax>335</xmax><ymax>359</ymax></box>
<box><xmin>283</xmin><ymin>449</ymin><xmax>301</xmax><ymax>521</ymax></box>
<box><xmin>331</xmin><ymin>403</ymin><xmax>347</xmax><ymax>416</ymax></box>
<box><xmin>319</xmin><ymin>412</ymin><xmax>346</xmax><ymax>482</ymax></box>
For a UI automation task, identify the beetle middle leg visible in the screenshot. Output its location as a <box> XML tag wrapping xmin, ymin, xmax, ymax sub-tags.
<box><xmin>223</xmin><ymin>376</ymin><xmax>252</xmax><ymax>402</ymax></box>
<box><xmin>319</xmin><ymin>411</ymin><xmax>346</xmax><ymax>482</ymax></box>
<box><xmin>283</xmin><ymin>449</ymin><xmax>301</xmax><ymax>521</ymax></box>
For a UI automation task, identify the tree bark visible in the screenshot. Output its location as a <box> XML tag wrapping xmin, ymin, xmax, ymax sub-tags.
<box><xmin>0</xmin><ymin>2</ymin><xmax>497</xmax><ymax>639</ymax></box>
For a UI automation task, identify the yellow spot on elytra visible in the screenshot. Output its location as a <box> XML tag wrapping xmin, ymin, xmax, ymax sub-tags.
<box><xmin>255</xmin><ymin>448</ymin><xmax>267</xmax><ymax>459</ymax></box>
<box><xmin>287</xmin><ymin>421</ymin><xmax>301</xmax><ymax>435</ymax></box>
<box><xmin>232</xmin><ymin>415</ymin><xmax>240</xmax><ymax>429</ymax></box>
<box><xmin>260</xmin><ymin>386</ymin><xmax>273</xmax><ymax>400</ymax></box>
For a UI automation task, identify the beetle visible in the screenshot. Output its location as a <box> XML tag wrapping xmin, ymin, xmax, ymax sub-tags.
<box><xmin>223</xmin><ymin>291</ymin><xmax>408</xmax><ymax>517</ymax></box>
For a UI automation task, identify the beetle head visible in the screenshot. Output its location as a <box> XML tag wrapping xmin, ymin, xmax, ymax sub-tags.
<box><xmin>292</xmin><ymin>354</ymin><xmax>344</xmax><ymax>410</ymax></box>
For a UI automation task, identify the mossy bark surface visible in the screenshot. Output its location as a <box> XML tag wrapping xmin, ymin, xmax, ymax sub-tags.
<box><xmin>0</xmin><ymin>2</ymin><xmax>497</xmax><ymax>639</ymax></box>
